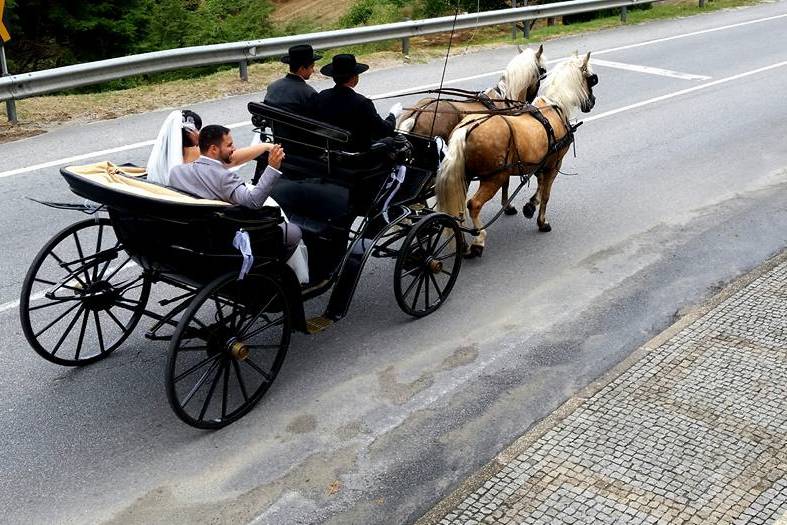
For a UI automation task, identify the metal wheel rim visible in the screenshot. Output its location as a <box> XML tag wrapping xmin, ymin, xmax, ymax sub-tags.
<box><xmin>394</xmin><ymin>214</ymin><xmax>462</xmax><ymax>317</ymax></box>
<box><xmin>166</xmin><ymin>271</ymin><xmax>291</xmax><ymax>429</ymax></box>
<box><xmin>20</xmin><ymin>218</ymin><xmax>150</xmax><ymax>366</ymax></box>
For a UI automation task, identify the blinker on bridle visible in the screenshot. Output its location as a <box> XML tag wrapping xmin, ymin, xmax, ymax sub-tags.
<box><xmin>538</xmin><ymin>67</ymin><xmax>547</xmax><ymax>81</ymax></box>
<box><xmin>587</xmin><ymin>73</ymin><xmax>599</xmax><ymax>87</ymax></box>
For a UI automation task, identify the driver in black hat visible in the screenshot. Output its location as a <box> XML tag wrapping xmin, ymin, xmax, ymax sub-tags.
<box><xmin>264</xmin><ymin>44</ymin><xmax>322</xmax><ymax>116</ymax></box>
<box><xmin>314</xmin><ymin>54</ymin><xmax>400</xmax><ymax>152</ymax></box>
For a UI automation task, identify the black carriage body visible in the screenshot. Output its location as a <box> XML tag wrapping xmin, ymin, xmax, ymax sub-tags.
<box><xmin>58</xmin><ymin>167</ymin><xmax>305</xmax><ymax>319</ymax></box>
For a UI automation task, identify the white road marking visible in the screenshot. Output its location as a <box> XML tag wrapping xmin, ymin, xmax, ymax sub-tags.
<box><xmin>583</xmin><ymin>60</ymin><xmax>787</xmax><ymax>123</ymax></box>
<box><xmin>590</xmin><ymin>58</ymin><xmax>711</xmax><ymax>80</ymax></box>
<box><xmin>0</xmin><ymin>11</ymin><xmax>784</xmax><ymax>181</ymax></box>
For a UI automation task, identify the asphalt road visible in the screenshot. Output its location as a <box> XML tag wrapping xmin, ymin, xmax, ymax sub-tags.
<box><xmin>1</xmin><ymin>3</ymin><xmax>787</xmax><ymax>523</ymax></box>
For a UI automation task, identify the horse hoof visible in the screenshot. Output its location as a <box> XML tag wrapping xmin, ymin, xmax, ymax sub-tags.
<box><xmin>522</xmin><ymin>202</ymin><xmax>536</xmax><ymax>219</ymax></box>
<box><xmin>465</xmin><ymin>245</ymin><xmax>484</xmax><ymax>258</ymax></box>
<box><xmin>504</xmin><ymin>205</ymin><xmax>518</xmax><ymax>216</ymax></box>
<box><xmin>538</xmin><ymin>223</ymin><xmax>552</xmax><ymax>233</ymax></box>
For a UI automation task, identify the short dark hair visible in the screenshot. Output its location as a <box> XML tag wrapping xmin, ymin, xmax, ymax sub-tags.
<box><xmin>334</xmin><ymin>74</ymin><xmax>352</xmax><ymax>86</ymax></box>
<box><xmin>199</xmin><ymin>125</ymin><xmax>230</xmax><ymax>153</ymax></box>
<box><xmin>289</xmin><ymin>61</ymin><xmax>312</xmax><ymax>73</ymax></box>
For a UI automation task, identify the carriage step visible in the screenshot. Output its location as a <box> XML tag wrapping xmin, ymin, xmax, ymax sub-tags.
<box><xmin>306</xmin><ymin>316</ymin><xmax>334</xmax><ymax>334</ymax></box>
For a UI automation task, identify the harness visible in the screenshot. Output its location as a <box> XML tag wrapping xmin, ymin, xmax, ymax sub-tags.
<box><xmin>455</xmin><ymin>99</ymin><xmax>577</xmax><ymax>181</ymax></box>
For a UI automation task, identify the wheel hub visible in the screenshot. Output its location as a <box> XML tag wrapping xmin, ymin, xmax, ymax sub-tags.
<box><xmin>81</xmin><ymin>280</ymin><xmax>120</xmax><ymax>311</ymax></box>
<box><xmin>427</xmin><ymin>258</ymin><xmax>443</xmax><ymax>274</ymax></box>
<box><xmin>228</xmin><ymin>339</ymin><xmax>250</xmax><ymax>361</ymax></box>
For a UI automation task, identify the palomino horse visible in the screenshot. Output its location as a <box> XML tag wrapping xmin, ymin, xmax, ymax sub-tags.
<box><xmin>398</xmin><ymin>45</ymin><xmax>547</xmax><ymax>215</ymax></box>
<box><xmin>435</xmin><ymin>53</ymin><xmax>598</xmax><ymax>257</ymax></box>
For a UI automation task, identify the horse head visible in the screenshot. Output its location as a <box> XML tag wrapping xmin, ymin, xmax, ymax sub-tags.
<box><xmin>543</xmin><ymin>51</ymin><xmax>599</xmax><ymax>118</ymax></box>
<box><xmin>503</xmin><ymin>44</ymin><xmax>547</xmax><ymax>103</ymax></box>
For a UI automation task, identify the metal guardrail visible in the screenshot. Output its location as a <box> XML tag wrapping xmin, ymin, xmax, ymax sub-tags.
<box><xmin>0</xmin><ymin>0</ymin><xmax>653</xmax><ymax>107</ymax></box>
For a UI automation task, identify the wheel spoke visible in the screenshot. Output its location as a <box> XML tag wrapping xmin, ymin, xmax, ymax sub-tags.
<box><xmin>232</xmin><ymin>360</ymin><xmax>249</xmax><ymax>402</ymax></box>
<box><xmin>181</xmin><ymin>358</ymin><xmax>221</xmax><ymax>408</ymax></box>
<box><xmin>103</xmin><ymin>255</ymin><xmax>132</xmax><ymax>283</ymax></box>
<box><xmin>434</xmin><ymin>232</ymin><xmax>456</xmax><ymax>256</ymax></box>
<box><xmin>244</xmin><ymin>358</ymin><xmax>273</xmax><ymax>382</ymax></box>
<box><xmin>238</xmin><ymin>294</ymin><xmax>278</xmax><ymax>336</ymax></box>
<box><xmin>400</xmin><ymin>266</ymin><xmax>421</xmax><ymax>278</ymax></box>
<box><xmin>437</xmin><ymin>252</ymin><xmax>457</xmax><ymax>262</ymax></box>
<box><xmin>174</xmin><ymin>353</ymin><xmax>220</xmax><ymax>383</ymax></box>
<box><xmin>92</xmin><ymin>224</ymin><xmax>104</xmax><ymax>281</ymax></box>
<box><xmin>34</xmin><ymin>301</ymin><xmax>81</xmax><ymax>337</ymax></box>
<box><xmin>51</xmin><ymin>306</ymin><xmax>85</xmax><ymax>357</ymax></box>
<box><xmin>50</xmin><ymin>251</ymin><xmax>87</xmax><ymax>288</ymax></box>
<box><xmin>428</xmin><ymin>272</ymin><xmax>444</xmax><ymax>301</ymax></box>
<box><xmin>243</xmin><ymin>316</ymin><xmax>284</xmax><ymax>340</ymax></box>
<box><xmin>28</xmin><ymin>297</ymin><xmax>79</xmax><ymax>312</ymax></box>
<box><xmin>410</xmin><ymin>273</ymin><xmax>425</xmax><ymax>312</ymax></box>
<box><xmin>72</xmin><ymin>232</ymin><xmax>92</xmax><ymax>285</ymax></box>
<box><xmin>198</xmin><ymin>361</ymin><xmax>225</xmax><ymax>422</ymax></box>
<box><xmin>424</xmin><ymin>271</ymin><xmax>431</xmax><ymax>307</ymax></box>
<box><xmin>402</xmin><ymin>270</ymin><xmax>423</xmax><ymax>299</ymax></box>
<box><xmin>93</xmin><ymin>311</ymin><xmax>106</xmax><ymax>354</ymax></box>
<box><xmin>73</xmin><ymin>309</ymin><xmax>90</xmax><ymax>361</ymax></box>
<box><xmin>105</xmin><ymin>308</ymin><xmax>127</xmax><ymax>331</ymax></box>
<box><xmin>96</xmin><ymin>241</ymin><xmax>122</xmax><ymax>280</ymax></box>
<box><xmin>221</xmin><ymin>363</ymin><xmax>230</xmax><ymax>418</ymax></box>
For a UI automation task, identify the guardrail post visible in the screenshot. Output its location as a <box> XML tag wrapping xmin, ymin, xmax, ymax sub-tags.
<box><xmin>0</xmin><ymin>44</ymin><xmax>16</xmax><ymax>123</ymax></box>
<box><xmin>512</xmin><ymin>0</ymin><xmax>517</xmax><ymax>40</ymax></box>
<box><xmin>620</xmin><ymin>5</ymin><xmax>628</xmax><ymax>22</ymax></box>
<box><xmin>699</xmin><ymin>0</ymin><xmax>706</xmax><ymax>6</ymax></box>
<box><xmin>402</xmin><ymin>17</ymin><xmax>411</xmax><ymax>57</ymax></box>
<box><xmin>239</xmin><ymin>60</ymin><xmax>249</xmax><ymax>82</ymax></box>
<box><xmin>523</xmin><ymin>1</ymin><xmax>531</xmax><ymax>39</ymax></box>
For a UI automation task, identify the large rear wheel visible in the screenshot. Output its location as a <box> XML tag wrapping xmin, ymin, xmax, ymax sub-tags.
<box><xmin>166</xmin><ymin>271</ymin><xmax>291</xmax><ymax>429</ymax></box>
<box><xmin>394</xmin><ymin>213</ymin><xmax>462</xmax><ymax>317</ymax></box>
<box><xmin>20</xmin><ymin>218</ymin><xmax>150</xmax><ymax>366</ymax></box>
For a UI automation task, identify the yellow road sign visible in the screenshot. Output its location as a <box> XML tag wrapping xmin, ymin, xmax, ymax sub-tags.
<box><xmin>0</xmin><ymin>0</ymin><xmax>10</xmax><ymax>43</ymax></box>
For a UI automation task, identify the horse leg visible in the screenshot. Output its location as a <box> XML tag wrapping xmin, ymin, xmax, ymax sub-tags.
<box><xmin>536</xmin><ymin>168</ymin><xmax>558</xmax><ymax>232</ymax></box>
<box><xmin>501</xmin><ymin>178</ymin><xmax>517</xmax><ymax>216</ymax></box>
<box><xmin>523</xmin><ymin>177</ymin><xmax>540</xmax><ymax>219</ymax></box>
<box><xmin>465</xmin><ymin>180</ymin><xmax>499</xmax><ymax>258</ymax></box>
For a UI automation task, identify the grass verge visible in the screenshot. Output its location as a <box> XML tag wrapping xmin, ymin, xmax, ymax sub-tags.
<box><xmin>0</xmin><ymin>0</ymin><xmax>765</xmax><ymax>144</ymax></box>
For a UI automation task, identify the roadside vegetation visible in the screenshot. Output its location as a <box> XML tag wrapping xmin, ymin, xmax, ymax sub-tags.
<box><xmin>0</xmin><ymin>0</ymin><xmax>764</xmax><ymax>143</ymax></box>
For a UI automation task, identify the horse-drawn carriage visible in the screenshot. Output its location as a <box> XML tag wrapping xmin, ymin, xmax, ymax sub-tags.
<box><xmin>19</xmin><ymin>47</ymin><xmax>598</xmax><ymax>429</ymax></box>
<box><xmin>19</xmin><ymin>102</ymin><xmax>464</xmax><ymax>429</ymax></box>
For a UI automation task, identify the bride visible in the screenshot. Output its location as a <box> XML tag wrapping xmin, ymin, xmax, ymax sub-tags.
<box><xmin>146</xmin><ymin>110</ymin><xmax>310</xmax><ymax>284</ymax></box>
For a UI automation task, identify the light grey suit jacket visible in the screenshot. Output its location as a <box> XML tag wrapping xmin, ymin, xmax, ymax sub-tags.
<box><xmin>168</xmin><ymin>156</ymin><xmax>281</xmax><ymax>209</ymax></box>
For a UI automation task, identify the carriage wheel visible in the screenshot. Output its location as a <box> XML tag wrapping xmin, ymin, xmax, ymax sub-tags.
<box><xmin>394</xmin><ymin>213</ymin><xmax>462</xmax><ymax>318</ymax></box>
<box><xmin>20</xmin><ymin>218</ymin><xmax>150</xmax><ymax>366</ymax></box>
<box><xmin>166</xmin><ymin>271</ymin><xmax>291</xmax><ymax>429</ymax></box>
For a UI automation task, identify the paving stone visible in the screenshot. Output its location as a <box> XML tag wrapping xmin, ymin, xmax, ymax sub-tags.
<box><xmin>425</xmin><ymin>260</ymin><xmax>787</xmax><ymax>525</ymax></box>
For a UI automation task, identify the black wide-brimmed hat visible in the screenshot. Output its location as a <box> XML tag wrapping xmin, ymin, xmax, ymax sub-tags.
<box><xmin>281</xmin><ymin>44</ymin><xmax>322</xmax><ymax>66</ymax></box>
<box><xmin>320</xmin><ymin>54</ymin><xmax>369</xmax><ymax>78</ymax></box>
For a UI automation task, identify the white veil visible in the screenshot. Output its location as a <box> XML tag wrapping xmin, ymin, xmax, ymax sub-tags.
<box><xmin>146</xmin><ymin>110</ymin><xmax>187</xmax><ymax>185</ymax></box>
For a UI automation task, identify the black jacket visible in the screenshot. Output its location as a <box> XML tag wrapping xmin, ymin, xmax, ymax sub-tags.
<box><xmin>313</xmin><ymin>86</ymin><xmax>396</xmax><ymax>151</ymax></box>
<box><xmin>264</xmin><ymin>74</ymin><xmax>317</xmax><ymax>116</ymax></box>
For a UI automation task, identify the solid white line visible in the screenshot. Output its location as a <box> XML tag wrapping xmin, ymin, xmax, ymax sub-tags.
<box><xmin>583</xmin><ymin>60</ymin><xmax>787</xmax><ymax>123</ymax></box>
<box><xmin>1</xmin><ymin>10</ymin><xmax>785</xmax><ymax>180</ymax></box>
<box><xmin>592</xmin><ymin>12</ymin><xmax>787</xmax><ymax>57</ymax></box>
<box><xmin>590</xmin><ymin>59</ymin><xmax>711</xmax><ymax>80</ymax></box>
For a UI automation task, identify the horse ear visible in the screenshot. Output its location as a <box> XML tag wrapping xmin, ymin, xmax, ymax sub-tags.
<box><xmin>583</xmin><ymin>51</ymin><xmax>591</xmax><ymax>68</ymax></box>
<box><xmin>517</xmin><ymin>44</ymin><xmax>523</xmax><ymax>53</ymax></box>
<box><xmin>536</xmin><ymin>44</ymin><xmax>543</xmax><ymax>58</ymax></box>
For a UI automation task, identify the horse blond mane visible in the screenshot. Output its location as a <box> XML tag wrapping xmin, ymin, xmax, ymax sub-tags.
<box><xmin>542</xmin><ymin>55</ymin><xmax>593</xmax><ymax>118</ymax></box>
<box><xmin>497</xmin><ymin>47</ymin><xmax>545</xmax><ymax>101</ymax></box>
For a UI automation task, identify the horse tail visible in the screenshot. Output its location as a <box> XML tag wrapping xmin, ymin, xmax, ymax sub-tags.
<box><xmin>436</xmin><ymin>127</ymin><xmax>468</xmax><ymax>219</ymax></box>
<box><xmin>398</xmin><ymin>115</ymin><xmax>416</xmax><ymax>132</ymax></box>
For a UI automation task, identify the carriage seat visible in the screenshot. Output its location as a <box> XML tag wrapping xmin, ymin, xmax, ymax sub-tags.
<box><xmin>61</xmin><ymin>162</ymin><xmax>231</xmax><ymax>207</ymax></box>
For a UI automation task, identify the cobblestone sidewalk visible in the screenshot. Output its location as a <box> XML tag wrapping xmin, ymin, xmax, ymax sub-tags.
<box><xmin>419</xmin><ymin>251</ymin><xmax>787</xmax><ymax>525</ymax></box>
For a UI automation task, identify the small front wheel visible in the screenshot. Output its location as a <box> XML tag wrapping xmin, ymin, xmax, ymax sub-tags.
<box><xmin>394</xmin><ymin>213</ymin><xmax>462</xmax><ymax>317</ymax></box>
<box><xmin>166</xmin><ymin>271</ymin><xmax>291</xmax><ymax>429</ymax></box>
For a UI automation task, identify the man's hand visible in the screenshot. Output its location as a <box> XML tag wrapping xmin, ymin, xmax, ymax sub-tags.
<box><xmin>268</xmin><ymin>144</ymin><xmax>285</xmax><ymax>170</ymax></box>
